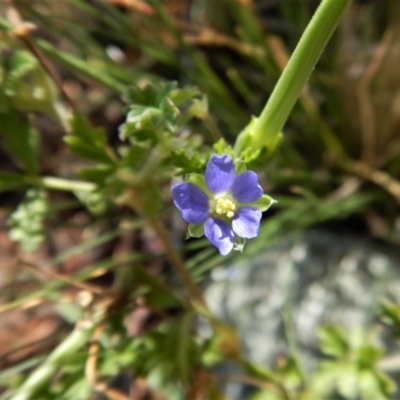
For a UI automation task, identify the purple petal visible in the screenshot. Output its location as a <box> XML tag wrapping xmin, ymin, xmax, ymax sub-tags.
<box><xmin>205</xmin><ymin>154</ymin><xmax>236</xmax><ymax>194</ymax></box>
<box><xmin>232</xmin><ymin>207</ymin><xmax>262</xmax><ymax>239</ymax></box>
<box><xmin>231</xmin><ymin>171</ymin><xmax>263</xmax><ymax>203</ymax></box>
<box><xmin>204</xmin><ymin>218</ymin><xmax>234</xmax><ymax>256</ymax></box>
<box><xmin>171</xmin><ymin>183</ymin><xmax>209</xmax><ymax>224</ymax></box>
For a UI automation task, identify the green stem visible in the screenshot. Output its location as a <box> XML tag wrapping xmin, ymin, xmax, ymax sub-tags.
<box><xmin>10</xmin><ymin>313</ymin><xmax>102</xmax><ymax>400</ymax></box>
<box><xmin>37</xmin><ymin>40</ymin><xmax>125</xmax><ymax>93</ymax></box>
<box><xmin>235</xmin><ymin>0</ymin><xmax>352</xmax><ymax>152</ymax></box>
<box><xmin>39</xmin><ymin>176</ymin><xmax>96</xmax><ymax>192</ymax></box>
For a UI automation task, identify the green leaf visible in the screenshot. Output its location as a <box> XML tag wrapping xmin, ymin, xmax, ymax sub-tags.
<box><xmin>375</xmin><ymin>371</ymin><xmax>397</xmax><ymax>398</ymax></box>
<box><xmin>248</xmin><ymin>194</ymin><xmax>276</xmax><ymax>212</ymax></box>
<box><xmin>274</xmin><ymin>356</ymin><xmax>302</xmax><ymax>389</ymax></box>
<box><xmin>186</xmin><ymin>95</ymin><xmax>208</xmax><ymax>120</ymax></box>
<box><xmin>65</xmin><ymin>113</ymin><xmax>116</xmax><ymax>165</ymax></box>
<box><xmin>136</xmin><ymin>316</ymin><xmax>198</xmax><ymax>385</ymax></box>
<box><xmin>169</xmin><ymin>85</ymin><xmax>201</xmax><ymax>107</ymax></box>
<box><xmin>318</xmin><ymin>325</ymin><xmax>348</xmax><ymax>358</ymax></box>
<box><xmin>9</xmin><ymin>188</ymin><xmax>49</xmax><ymax>252</ymax></box>
<box><xmin>125</xmin><ymin>81</ymin><xmax>176</xmax><ymax>107</ymax></box>
<box><xmin>171</xmin><ymin>150</ymin><xmax>204</xmax><ymax>175</ymax></box>
<box><xmin>187</xmin><ymin>223</ymin><xmax>204</xmax><ymax>238</ymax></box>
<box><xmin>120</xmin><ymin>82</ymin><xmax>190</xmax><ymax>142</ymax></box>
<box><xmin>58</xmin><ymin>376</ymin><xmax>90</xmax><ymax>400</ymax></box>
<box><xmin>78</xmin><ymin>164</ymin><xmax>115</xmax><ymax>185</ymax></box>
<box><xmin>357</xmin><ymin>343</ymin><xmax>383</xmax><ymax>367</ymax></box>
<box><xmin>0</xmin><ymin>109</ymin><xmax>38</xmax><ymax>174</ymax></box>
<box><xmin>213</xmin><ymin>139</ymin><xmax>234</xmax><ymax>158</ymax></box>
<box><xmin>336</xmin><ymin>363</ymin><xmax>359</xmax><ymax>398</ymax></box>
<box><xmin>359</xmin><ymin>370</ymin><xmax>395</xmax><ymax>400</ymax></box>
<box><xmin>380</xmin><ymin>299</ymin><xmax>400</xmax><ymax>328</ymax></box>
<box><xmin>125</xmin><ymin>81</ymin><xmax>199</xmax><ymax>110</ymax></box>
<box><xmin>312</xmin><ymin>325</ymin><xmax>394</xmax><ymax>399</ymax></box>
<box><xmin>0</xmin><ymin>171</ymin><xmax>29</xmax><ymax>192</ymax></box>
<box><xmin>311</xmin><ymin>361</ymin><xmax>340</xmax><ymax>396</ymax></box>
<box><xmin>119</xmin><ymin>106</ymin><xmax>167</xmax><ymax>142</ymax></box>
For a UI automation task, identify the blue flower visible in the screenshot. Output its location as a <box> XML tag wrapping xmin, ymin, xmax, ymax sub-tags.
<box><xmin>172</xmin><ymin>154</ymin><xmax>273</xmax><ymax>255</ymax></box>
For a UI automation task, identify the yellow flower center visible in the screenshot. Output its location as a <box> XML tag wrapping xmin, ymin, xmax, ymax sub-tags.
<box><xmin>214</xmin><ymin>197</ymin><xmax>236</xmax><ymax>219</ymax></box>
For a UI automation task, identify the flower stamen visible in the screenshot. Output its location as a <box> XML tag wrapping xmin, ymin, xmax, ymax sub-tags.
<box><xmin>214</xmin><ymin>198</ymin><xmax>236</xmax><ymax>218</ymax></box>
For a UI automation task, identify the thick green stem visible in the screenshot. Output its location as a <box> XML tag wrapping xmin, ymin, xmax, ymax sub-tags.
<box><xmin>235</xmin><ymin>0</ymin><xmax>352</xmax><ymax>153</ymax></box>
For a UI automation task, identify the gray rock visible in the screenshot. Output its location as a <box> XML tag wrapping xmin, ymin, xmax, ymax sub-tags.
<box><xmin>205</xmin><ymin>229</ymin><xmax>400</xmax><ymax>398</ymax></box>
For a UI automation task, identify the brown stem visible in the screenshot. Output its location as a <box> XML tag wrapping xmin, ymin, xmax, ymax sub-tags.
<box><xmin>125</xmin><ymin>187</ymin><xmax>206</xmax><ymax>307</ymax></box>
<box><xmin>6</xmin><ymin>0</ymin><xmax>76</xmax><ymax>111</ymax></box>
<box><xmin>19</xmin><ymin>260</ymin><xmax>105</xmax><ymax>295</ymax></box>
<box><xmin>147</xmin><ymin>216</ymin><xmax>206</xmax><ymax>306</ymax></box>
<box><xmin>86</xmin><ymin>325</ymin><xmax>103</xmax><ymax>388</ymax></box>
<box><xmin>345</xmin><ymin>160</ymin><xmax>400</xmax><ymax>204</ymax></box>
<box><xmin>357</xmin><ymin>27</ymin><xmax>394</xmax><ymax>163</ymax></box>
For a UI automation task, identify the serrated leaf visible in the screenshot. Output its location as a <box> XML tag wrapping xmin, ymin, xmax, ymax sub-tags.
<box><xmin>171</xmin><ymin>150</ymin><xmax>204</xmax><ymax>174</ymax></box>
<box><xmin>66</xmin><ymin>113</ymin><xmax>116</xmax><ymax>165</ymax></box>
<box><xmin>125</xmin><ymin>81</ymin><xmax>177</xmax><ymax>107</ymax></box>
<box><xmin>169</xmin><ymin>86</ymin><xmax>201</xmax><ymax>107</ymax></box>
<box><xmin>213</xmin><ymin>139</ymin><xmax>234</xmax><ymax>157</ymax></box>
<box><xmin>126</xmin><ymin>106</ymin><xmax>163</xmax><ymax>129</ymax></box>
<box><xmin>121</xmin><ymin>82</ymin><xmax>182</xmax><ymax>136</ymax></box>
<box><xmin>187</xmin><ymin>95</ymin><xmax>208</xmax><ymax>120</ymax></box>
